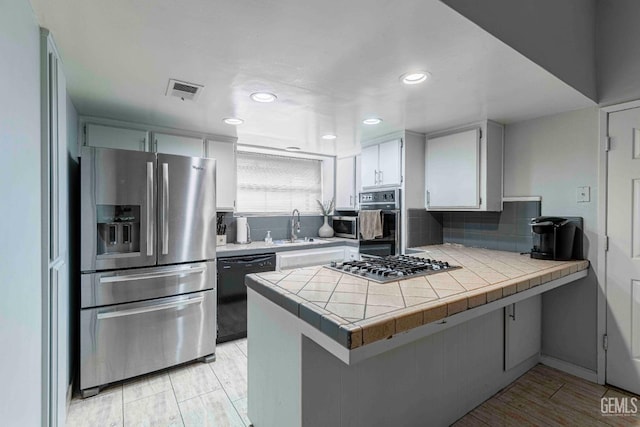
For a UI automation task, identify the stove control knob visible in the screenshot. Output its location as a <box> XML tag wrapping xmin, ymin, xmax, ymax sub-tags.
<box><xmin>330</xmin><ymin>261</ymin><xmax>337</xmax><ymax>268</ymax></box>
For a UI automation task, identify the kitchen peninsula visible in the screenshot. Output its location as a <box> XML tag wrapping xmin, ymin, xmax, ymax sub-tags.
<box><xmin>245</xmin><ymin>245</ymin><xmax>589</xmax><ymax>427</ymax></box>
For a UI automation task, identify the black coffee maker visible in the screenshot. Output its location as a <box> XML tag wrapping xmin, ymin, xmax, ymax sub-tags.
<box><xmin>530</xmin><ymin>217</ymin><xmax>581</xmax><ymax>260</ymax></box>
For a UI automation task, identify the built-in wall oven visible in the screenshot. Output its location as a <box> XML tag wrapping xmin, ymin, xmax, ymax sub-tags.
<box><xmin>358</xmin><ymin>189</ymin><xmax>401</xmax><ymax>256</ymax></box>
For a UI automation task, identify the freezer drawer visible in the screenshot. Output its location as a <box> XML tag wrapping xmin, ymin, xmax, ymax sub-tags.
<box><xmin>81</xmin><ymin>261</ymin><xmax>215</xmax><ymax>308</ymax></box>
<box><xmin>80</xmin><ymin>290</ymin><xmax>216</xmax><ymax>391</ymax></box>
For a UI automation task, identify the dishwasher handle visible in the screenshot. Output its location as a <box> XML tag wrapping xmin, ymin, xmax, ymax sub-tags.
<box><xmin>219</xmin><ymin>254</ymin><xmax>276</xmax><ymax>266</ymax></box>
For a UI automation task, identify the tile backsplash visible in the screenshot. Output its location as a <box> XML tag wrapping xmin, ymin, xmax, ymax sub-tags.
<box><xmin>406</xmin><ymin>210</ymin><xmax>444</xmax><ymax>247</ymax></box>
<box><xmin>407</xmin><ymin>201</ymin><xmax>540</xmax><ymax>253</ymax></box>
<box><xmin>441</xmin><ymin>201</ymin><xmax>540</xmax><ymax>253</ymax></box>
<box><xmin>218</xmin><ymin>213</ymin><xmax>325</xmax><ymax>243</ymax></box>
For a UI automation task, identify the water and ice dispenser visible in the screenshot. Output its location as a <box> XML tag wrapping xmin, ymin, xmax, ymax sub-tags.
<box><xmin>96</xmin><ymin>205</ymin><xmax>140</xmax><ymax>255</ymax></box>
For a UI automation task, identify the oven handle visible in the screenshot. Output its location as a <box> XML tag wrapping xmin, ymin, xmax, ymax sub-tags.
<box><xmin>96</xmin><ymin>295</ymin><xmax>204</xmax><ymax>320</ymax></box>
<box><xmin>99</xmin><ymin>265</ymin><xmax>206</xmax><ymax>283</ymax></box>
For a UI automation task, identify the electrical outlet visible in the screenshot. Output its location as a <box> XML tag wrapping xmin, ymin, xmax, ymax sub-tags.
<box><xmin>577</xmin><ymin>186</ymin><xmax>590</xmax><ymax>203</ymax></box>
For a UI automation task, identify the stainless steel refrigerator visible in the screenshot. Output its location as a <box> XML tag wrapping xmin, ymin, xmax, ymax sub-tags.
<box><xmin>79</xmin><ymin>146</ymin><xmax>217</xmax><ymax>397</ymax></box>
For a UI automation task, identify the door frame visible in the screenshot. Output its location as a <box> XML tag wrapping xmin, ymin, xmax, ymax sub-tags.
<box><xmin>598</xmin><ymin>99</ymin><xmax>640</xmax><ymax>385</ymax></box>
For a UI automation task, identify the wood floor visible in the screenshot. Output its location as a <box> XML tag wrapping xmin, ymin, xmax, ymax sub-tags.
<box><xmin>454</xmin><ymin>364</ymin><xmax>640</xmax><ymax>426</ymax></box>
<box><xmin>68</xmin><ymin>341</ymin><xmax>640</xmax><ymax>426</ymax></box>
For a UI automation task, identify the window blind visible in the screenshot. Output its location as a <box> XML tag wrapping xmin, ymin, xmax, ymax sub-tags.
<box><xmin>236</xmin><ymin>151</ymin><xmax>323</xmax><ymax>213</ymax></box>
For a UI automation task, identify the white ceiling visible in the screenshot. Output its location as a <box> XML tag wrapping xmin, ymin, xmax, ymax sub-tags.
<box><xmin>30</xmin><ymin>0</ymin><xmax>595</xmax><ymax>155</ymax></box>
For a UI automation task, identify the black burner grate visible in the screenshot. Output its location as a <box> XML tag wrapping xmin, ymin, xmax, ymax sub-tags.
<box><xmin>326</xmin><ymin>255</ymin><xmax>460</xmax><ymax>283</ymax></box>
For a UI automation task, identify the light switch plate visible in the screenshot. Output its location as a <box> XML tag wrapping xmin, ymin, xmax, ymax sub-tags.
<box><xmin>577</xmin><ymin>186</ymin><xmax>590</xmax><ymax>203</ymax></box>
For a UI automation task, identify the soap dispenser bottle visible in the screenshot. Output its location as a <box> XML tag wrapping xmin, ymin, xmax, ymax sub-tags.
<box><xmin>265</xmin><ymin>230</ymin><xmax>272</xmax><ymax>244</ymax></box>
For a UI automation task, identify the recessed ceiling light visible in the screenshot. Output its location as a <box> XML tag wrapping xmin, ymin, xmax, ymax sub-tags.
<box><xmin>285</xmin><ymin>146</ymin><xmax>301</xmax><ymax>152</ymax></box>
<box><xmin>400</xmin><ymin>71</ymin><xmax>430</xmax><ymax>85</ymax></box>
<box><xmin>250</xmin><ymin>92</ymin><xmax>277</xmax><ymax>103</ymax></box>
<box><xmin>363</xmin><ymin>118</ymin><xmax>382</xmax><ymax>125</ymax></box>
<box><xmin>223</xmin><ymin>117</ymin><xmax>244</xmax><ymax>125</ymax></box>
<box><xmin>321</xmin><ymin>134</ymin><xmax>337</xmax><ymax>140</ymax></box>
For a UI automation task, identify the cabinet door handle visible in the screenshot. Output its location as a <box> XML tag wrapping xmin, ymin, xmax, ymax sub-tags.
<box><xmin>350</xmin><ymin>195</ymin><xmax>353</xmax><ymax>206</ymax></box>
<box><xmin>379</xmin><ymin>170</ymin><xmax>383</xmax><ymax>184</ymax></box>
<box><xmin>426</xmin><ymin>190</ymin><xmax>430</xmax><ymax>206</ymax></box>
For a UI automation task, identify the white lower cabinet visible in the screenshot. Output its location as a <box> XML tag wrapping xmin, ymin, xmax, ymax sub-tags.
<box><xmin>504</xmin><ymin>295</ymin><xmax>541</xmax><ymax>370</ymax></box>
<box><xmin>276</xmin><ymin>246</ymin><xmax>359</xmax><ymax>270</ymax></box>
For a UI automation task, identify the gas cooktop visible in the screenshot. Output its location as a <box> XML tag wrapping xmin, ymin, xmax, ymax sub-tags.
<box><xmin>326</xmin><ymin>255</ymin><xmax>460</xmax><ymax>283</ymax></box>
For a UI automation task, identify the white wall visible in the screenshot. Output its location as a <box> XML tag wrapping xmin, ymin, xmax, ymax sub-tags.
<box><xmin>504</xmin><ymin>107</ymin><xmax>599</xmax><ymax>371</ymax></box>
<box><xmin>0</xmin><ymin>0</ymin><xmax>44</xmax><ymax>425</ymax></box>
<box><xmin>596</xmin><ymin>0</ymin><xmax>640</xmax><ymax>105</ymax></box>
<box><xmin>442</xmin><ymin>0</ymin><xmax>597</xmax><ymax>102</ymax></box>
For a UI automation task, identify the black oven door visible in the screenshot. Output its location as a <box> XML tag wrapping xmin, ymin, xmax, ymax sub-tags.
<box><xmin>358</xmin><ymin>210</ymin><xmax>399</xmax><ymax>256</ymax></box>
<box><xmin>359</xmin><ymin>241</ymin><xmax>394</xmax><ymax>257</ymax></box>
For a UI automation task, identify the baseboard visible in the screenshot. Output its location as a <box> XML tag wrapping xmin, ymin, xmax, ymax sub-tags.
<box><xmin>540</xmin><ymin>354</ymin><xmax>599</xmax><ymax>383</ymax></box>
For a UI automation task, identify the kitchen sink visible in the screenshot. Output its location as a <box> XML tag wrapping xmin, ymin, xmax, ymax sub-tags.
<box><xmin>272</xmin><ymin>238</ymin><xmax>324</xmax><ymax>245</ymax></box>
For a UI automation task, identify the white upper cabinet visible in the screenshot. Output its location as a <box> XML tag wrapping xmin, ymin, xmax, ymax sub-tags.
<box><xmin>336</xmin><ymin>156</ymin><xmax>359</xmax><ymax>210</ymax></box>
<box><xmin>426</xmin><ymin>129</ymin><xmax>480</xmax><ymax>209</ymax></box>
<box><xmin>425</xmin><ymin>121</ymin><xmax>503</xmax><ymax>211</ymax></box>
<box><xmin>360</xmin><ymin>145</ymin><xmax>379</xmax><ymax>188</ymax></box>
<box><xmin>85</xmin><ymin>123</ymin><xmax>148</xmax><ymax>152</ymax></box>
<box><xmin>361</xmin><ymin>139</ymin><xmax>402</xmax><ymax>189</ymax></box>
<box><xmin>152</xmin><ymin>132</ymin><xmax>204</xmax><ymax>157</ymax></box>
<box><xmin>378</xmin><ymin>140</ymin><xmax>402</xmax><ymax>186</ymax></box>
<box><xmin>206</xmin><ymin>140</ymin><xmax>236</xmax><ymax>211</ymax></box>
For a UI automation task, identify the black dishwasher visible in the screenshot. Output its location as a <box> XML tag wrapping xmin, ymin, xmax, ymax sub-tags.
<box><xmin>216</xmin><ymin>253</ymin><xmax>276</xmax><ymax>343</ymax></box>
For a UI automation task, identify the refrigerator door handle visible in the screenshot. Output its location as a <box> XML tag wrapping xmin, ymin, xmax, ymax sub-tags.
<box><xmin>162</xmin><ymin>162</ymin><xmax>169</xmax><ymax>255</ymax></box>
<box><xmin>98</xmin><ymin>265</ymin><xmax>207</xmax><ymax>284</ymax></box>
<box><xmin>96</xmin><ymin>296</ymin><xmax>204</xmax><ymax>320</ymax></box>
<box><xmin>146</xmin><ymin>162</ymin><xmax>154</xmax><ymax>256</ymax></box>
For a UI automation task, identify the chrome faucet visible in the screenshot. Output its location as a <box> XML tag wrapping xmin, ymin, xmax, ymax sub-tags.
<box><xmin>290</xmin><ymin>209</ymin><xmax>301</xmax><ymax>241</ymax></box>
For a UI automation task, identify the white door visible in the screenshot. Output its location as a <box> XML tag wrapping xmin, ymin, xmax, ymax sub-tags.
<box><xmin>606</xmin><ymin>107</ymin><xmax>640</xmax><ymax>394</ymax></box>
<box><xmin>153</xmin><ymin>133</ymin><xmax>204</xmax><ymax>157</ymax></box>
<box><xmin>86</xmin><ymin>123</ymin><xmax>148</xmax><ymax>151</ymax></box>
<box><xmin>378</xmin><ymin>139</ymin><xmax>401</xmax><ymax>186</ymax></box>
<box><xmin>361</xmin><ymin>145</ymin><xmax>379</xmax><ymax>188</ymax></box>
<box><xmin>336</xmin><ymin>156</ymin><xmax>355</xmax><ymax>209</ymax></box>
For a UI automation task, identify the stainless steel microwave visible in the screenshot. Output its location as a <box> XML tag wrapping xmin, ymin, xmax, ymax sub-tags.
<box><xmin>332</xmin><ymin>216</ymin><xmax>358</xmax><ymax>239</ymax></box>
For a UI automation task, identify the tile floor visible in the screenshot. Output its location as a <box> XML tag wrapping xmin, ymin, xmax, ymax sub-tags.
<box><xmin>66</xmin><ymin>339</ymin><xmax>251</xmax><ymax>427</ymax></box>
<box><xmin>69</xmin><ymin>341</ymin><xmax>640</xmax><ymax>427</ymax></box>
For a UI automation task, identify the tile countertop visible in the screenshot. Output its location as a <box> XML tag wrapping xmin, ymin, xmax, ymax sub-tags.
<box><xmin>216</xmin><ymin>237</ymin><xmax>358</xmax><ymax>257</ymax></box>
<box><xmin>245</xmin><ymin>244</ymin><xmax>590</xmax><ymax>350</ymax></box>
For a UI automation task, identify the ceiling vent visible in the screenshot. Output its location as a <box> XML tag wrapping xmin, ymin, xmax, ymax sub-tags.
<box><xmin>166</xmin><ymin>79</ymin><xmax>204</xmax><ymax>101</ymax></box>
